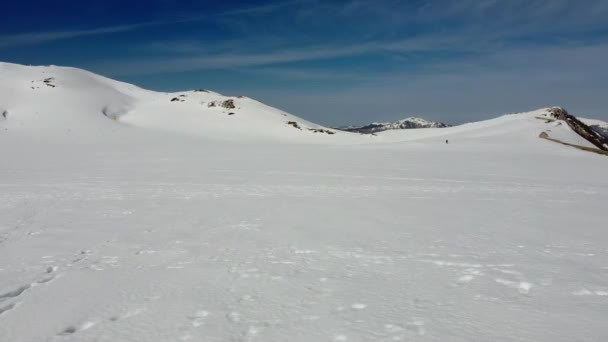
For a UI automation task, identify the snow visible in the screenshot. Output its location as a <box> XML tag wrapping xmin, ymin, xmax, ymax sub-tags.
<box><xmin>581</xmin><ymin>118</ymin><xmax>608</xmax><ymax>129</ymax></box>
<box><xmin>1</xmin><ymin>62</ymin><xmax>608</xmax><ymax>341</ymax></box>
<box><xmin>338</xmin><ymin>117</ymin><xmax>448</xmax><ymax>134</ymax></box>
<box><xmin>0</xmin><ymin>62</ymin><xmax>338</xmax><ymax>143</ymax></box>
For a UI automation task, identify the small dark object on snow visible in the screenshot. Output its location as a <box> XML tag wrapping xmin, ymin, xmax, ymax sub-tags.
<box><xmin>221</xmin><ymin>100</ymin><xmax>236</xmax><ymax>109</ymax></box>
<box><xmin>446</xmin><ymin>139</ymin><xmax>448</xmax><ymax>144</ymax></box>
<box><xmin>228</xmin><ymin>112</ymin><xmax>235</xmax><ymax>115</ymax></box>
<box><xmin>42</xmin><ymin>78</ymin><xmax>56</xmax><ymax>87</ymax></box>
<box><xmin>308</xmin><ymin>128</ymin><xmax>336</xmax><ymax>135</ymax></box>
<box><xmin>287</xmin><ymin>121</ymin><xmax>302</xmax><ymax>130</ymax></box>
<box><xmin>171</xmin><ymin>97</ymin><xmax>181</xmax><ymax>102</ymax></box>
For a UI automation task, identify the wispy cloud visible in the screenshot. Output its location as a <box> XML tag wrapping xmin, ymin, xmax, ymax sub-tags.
<box><xmin>4</xmin><ymin>0</ymin><xmax>605</xmax><ymax>51</ymax></box>
<box><xmin>237</xmin><ymin>66</ymin><xmax>373</xmax><ymax>81</ymax></box>
<box><xmin>0</xmin><ymin>0</ymin><xmax>310</xmax><ymax>49</ymax></box>
<box><xmin>220</xmin><ymin>0</ymin><xmax>310</xmax><ymax>16</ymax></box>
<box><xmin>86</xmin><ymin>0</ymin><xmax>608</xmax><ymax>76</ymax></box>
<box><xmin>96</xmin><ymin>32</ymin><xmax>483</xmax><ymax>76</ymax></box>
<box><xmin>95</xmin><ymin>42</ymin><xmax>378</xmax><ymax>75</ymax></box>
<box><xmin>0</xmin><ymin>21</ymin><xmax>164</xmax><ymax>48</ymax></box>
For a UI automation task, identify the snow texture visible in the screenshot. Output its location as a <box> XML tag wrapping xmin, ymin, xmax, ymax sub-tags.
<box><xmin>1</xmin><ymin>62</ymin><xmax>608</xmax><ymax>342</ymax></box>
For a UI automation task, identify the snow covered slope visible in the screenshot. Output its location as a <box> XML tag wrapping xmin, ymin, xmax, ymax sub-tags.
<box><xmin>0</xmin><ymin>62</ymin><xmax>338</xmax><ymax>142</ymax></box>
<box><xmin>1</xmin><ymin>62</ymin><xmax>608</xmax><ymax>342</ymax></box>
<box><xmin>370</xmin><ymin>109</ymin><xmax>603</xmax><ymax>151</ymax></box>
<box><xmin>0</xmin><ymin>62</ymin><xmax>603</xmax><ymax>150</ymax></box>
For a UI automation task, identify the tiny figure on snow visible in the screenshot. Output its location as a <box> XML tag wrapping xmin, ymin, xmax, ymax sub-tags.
<box><xmin>445</xmin><ymin>139</ymin><xmax>448</xmax><ymax>144</ymax></box>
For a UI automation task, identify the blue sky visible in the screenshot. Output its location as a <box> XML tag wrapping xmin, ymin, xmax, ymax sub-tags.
<box><xmin>1</xmin><ymin>0</ymin><xmax>608</xmax><ymax>125</ymax></box>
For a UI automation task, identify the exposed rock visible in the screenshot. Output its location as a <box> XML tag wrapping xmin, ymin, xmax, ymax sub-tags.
<box><xmin>205</xmin><ymin>99</ymin><xmax>237</xmax><ymax>109</ymax></box>
<box><xmin>287</xmin><ymin>121</ymin><xmax>302</xmax><ymax>130</ymax></box>
<box><xmin>308</xmin><ymin>128</ymin><xmax>335</xmax><ymax>135</ymax></box>
<box><xmin>590</xmin><ymin>125</ymin><xmax>608</xmax><ymax>140</ymax></box>
<box><xmin>43</xmin><ymin>77</ymin><xmax>56</xmax><ymax>88</ymax></box>
<box><xmin>548</xmin><ymin>107</ymin><xmax>569</xmax><ymax>120</ymax></box>
<box><xmin>221</xmin><ymin>100</ymin><xmax>236</xmax><ymax>109</ymax></box>
<box><xmin>548</xmin><ymin>107</ymin><xmax>608</xmax><ymax>151</ymax></box>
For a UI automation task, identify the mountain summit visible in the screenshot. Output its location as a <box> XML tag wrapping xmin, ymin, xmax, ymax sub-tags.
<box><xmin>336</xmin><ymin>117</ymin><xmax>449</xmax><ymax>134</ymax></box>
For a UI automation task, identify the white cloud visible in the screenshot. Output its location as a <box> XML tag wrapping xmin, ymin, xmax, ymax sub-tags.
<box><xmin>0</xmin><ymin>23</ymin><xmax>160</xmax><ymax>48</ymax></box>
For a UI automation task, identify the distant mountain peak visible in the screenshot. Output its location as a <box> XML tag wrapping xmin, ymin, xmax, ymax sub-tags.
<box><xmin>335</xmin><ymin>117</ymin><xmax>449</xmax><ymax>134</ymax></box>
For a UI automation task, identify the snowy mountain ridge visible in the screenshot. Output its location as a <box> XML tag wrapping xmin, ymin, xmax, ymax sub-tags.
<box><xmin>1</xmin><ymin>62</ymin><xmax>607</xmax><ymax>151</ymax></box>
<box><xmin>372</xmin><ymin>117</ymin><xmax>449</xmax><ymax>128</ymax></box>
<box><xmin>0</xmin><ymin>62</ymin><xmax>337</xmax><ymax>142</ymax></box>
<box><xmin>336</xmin><ymin>117</ymin><xmax>449</xmax><ymax>134</ymax></box>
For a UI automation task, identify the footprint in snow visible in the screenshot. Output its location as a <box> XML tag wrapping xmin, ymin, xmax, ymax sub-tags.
<box><xmin>189</xmin><ymin>310</ymin><xmax>209</xmax><ymax>327</ymax></box>
<box><xmin>495</xmin><ymin>278</ymin><xmax>532</xmax><ymax>295</ymax></box>
<box><xmin>0</xmin><ymin>284</ymin><xmax>31</xmax><ymax>301</ymax></box>
<box><xmin>572</xmin><ymin>289</ymin><xmax>608</xmax><ymax>296</ymax></box>
<box><xmin>58</xmin><ymin>321</ymin><xmax>97</xmax><ymax>336</ymax></box>
<box><xmin>109</xmin><ymin>307</ymin><xmax>146</xmax><ymax>321</ymax></box>
<box><xmin>226</xmin><ymin>311</ymin><xmax>241</xmax><ymax>323</ymax></box>
<box><xmin>0</xmin><ymin>302</ymin><xmax>17</xmax><ymax>315</ymax></box>
<box><xmin>405</xmin><ymin>320</ymin><xmax>426</xmax><ymax>336</ymax></box>
<box><xmin>457</xmin><ymin>275</ymin><xmax>474</xmax><ymax>284</ymax></box>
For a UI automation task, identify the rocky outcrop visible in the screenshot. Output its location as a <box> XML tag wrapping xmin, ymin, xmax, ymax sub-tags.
<box><xmin>221</xmin><ymin>100</ymin><xmax>235</xmax><ymax>109</ymax></box>
<box><xmin>590</xmin><ymin>125</ymin><xmax>608</xmax><ymax>140</ymax></box>
<box><xmin>548</xmin><ymin>107</ymin><xmax>569</xmax><ymax>120</ymax></box>
<box><xmin>43</xmin><ymin>77</ymin><xmax>56</xmax><ymax>88</ymax></box>
<box><xmin>548</xmin><ymin>107</ymin><xmax>608</xmax><ymax>151</ymax></box>
<box><xmin>287</xmin><ymin>121</ymin><xmax>302</xmax><ymax>130</ymax></box>
<box><xmin>206</xmin><ymin>99</ymin><xmax>236</xmax><ymax>109</ymax></box>
<box><xmin>308</xmin><ymin>128</ymin><xmax>335</xmax><ymax>135</ymax></box>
